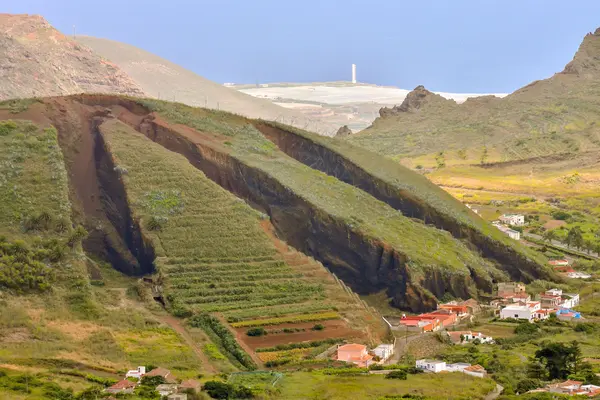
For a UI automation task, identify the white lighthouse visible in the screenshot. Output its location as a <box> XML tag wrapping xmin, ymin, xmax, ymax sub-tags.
<box><xmin>351</xmin><ymin>64</ymin><xmax>357</xmax><ymax>84</ymax></box>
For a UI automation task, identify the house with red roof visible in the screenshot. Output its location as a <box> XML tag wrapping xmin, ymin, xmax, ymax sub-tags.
<box><xmin>464</xmin><ymin>364</ymin><xmax>487</xmax><ymax>378</ymax></box>
<box><xmin>146</xmin><ymin>367</ymin><xmax>176</xmax><ymax>383</ymax></box>
<box><xmin>336</xmin><ymin>344</ymin><xmax>373</xmax><ymax>368</ymax></box>
<box><xmin>106</xmin><ymin>379</ymin><xmax>137</xmax><ymax>394</ymax></box>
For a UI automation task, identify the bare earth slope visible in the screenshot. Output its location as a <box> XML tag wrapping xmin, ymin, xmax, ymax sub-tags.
<box><xmin>74</xmin><ymin>36</ymin><xmax>338</xmax><ymax>136</ymax></box>
<box><xmin>0</xmin><ymin>14</ymin><xmax>145</xmax><ymax>100</ymax></box>
<box><xmin>350</xmin><ymin>28</ymin><xmax>600</xmax><ymax>164</ymax></box>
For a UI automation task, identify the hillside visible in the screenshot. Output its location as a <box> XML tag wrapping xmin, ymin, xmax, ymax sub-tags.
<box><xmin>0</xmin><ymin>94</ymin><xmax>560</xmax><ymax>398</ymax></box>
<box><xmin>0</xmin><ymin>14</ymin><xmax>144</xmax><ymax>100</ymax></box>
<box><xmin>350</xmin><ymin>28</ymin><xmax>600</xmax><ymax>163</ymax></box>
<box><xmin>74</xmin><ymin>36</ymin><xmax>338</xmax><ymax>135</ymax></box>
<box><xmin>347</xmin><ymin>29</ymin><xmax>600</xmax><ymax>255</ymax></box>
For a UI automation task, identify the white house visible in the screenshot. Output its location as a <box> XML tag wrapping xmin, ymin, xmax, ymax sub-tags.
<box><xmin>500</xmin><ymin>301</ymin><xmax>541</xmax><ymax>322</ymax></box>
<box><xmin>416</xmin><ymin>360</ymin><xmax>487</xmax><ymax>378</ymax></box>
<box><xmin>125</xmin><ymin>366</ymin><xmax>146</xmax><ymax>379</ymax></box>
<box><xmin>447</xmin><ymin>331</ymin><xmax>494</xmax><ymax>345</ymax></box>
<box><xmin>567</xmin><ymin>271</ymin><xmax>591</xmax><ymax>279</ymax></box>
<box><xmin>446</xmin><ymin>363</ymin><xmax>471</xmax><ymax>372</ymax></box>
<box><xmin>499</xmin><ymin>214</ymin><xmax>525</xmax><ymax>226</ymax></box>
<box><xmin>416</xmin><ymin>359</ymin><xmax>446</xmax><ymax>373</ymax></box>
<box><xmin>493</xmin><ymin>222</ymin><xmax>521</xmax><ymax>240</ymax></box>
<box><xmin>372</xmin><ymin>344</ymin><xmax>394</xmax><ymax>361</ymax></box>
<box><xmin>562</xmin><ymin>293</ymin><xmax>580</xmax><ymax>308</ymax></box>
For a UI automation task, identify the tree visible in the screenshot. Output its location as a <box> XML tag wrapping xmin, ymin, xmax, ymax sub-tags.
<box><xmin>516</xmin><ymin>378</ymin><xmax>541</xmax><ymax>394</ymax></box>
<box><xmin>543</xmin><ymin>229</ymin><xmax>556</xmax><ymax>244</ymax></box>
<box><xmin>534</xmin><ymin>341</ymin><xmax>582</xmax><ymax>380</ymax></box>
<box><xmin>566</xmin><ymin>227</ymin><xmax>584</xmax><ymax>250</ymax></box>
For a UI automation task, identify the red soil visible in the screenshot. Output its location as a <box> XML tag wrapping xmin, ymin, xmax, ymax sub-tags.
<box><xmin>236</xmin><ymin>320</ymin><xmax>360</xmax><ymax>350</ymax></box>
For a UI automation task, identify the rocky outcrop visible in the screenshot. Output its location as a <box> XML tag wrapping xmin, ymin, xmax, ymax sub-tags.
<box><xmin>561</xmin><ymin>27</ymin><xmax>600</xmax><ymax>77</ymax></box>
<box><xmin>0</xmin><ymin>14</ymin><xmax>145</xmax><ymax>100</ymax></box>
<box><xmin>379</xmin><ymin>85</ymin><xmax>455</xmax><ymax>117</ymax></box>
<box><xmin>335</xmin><ymin>125</ymin><xmax>353</xmax><ymax>138</ymax></box>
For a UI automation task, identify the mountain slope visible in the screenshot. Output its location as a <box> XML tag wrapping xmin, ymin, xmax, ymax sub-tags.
<box><xmin>350</xmin><ymin>28</ymin><xmax>600</xmax><ymax>163</ymax></box>
<box><xmin>348</xmin><ymin>29</ymin><xmax>600</xmax><ymax>163</ymax></box>
<box><xmin>0</xmin><ymin>14</ymin><xmax>144</xmax><ymax>100</ymax></box>
<box><xmin>74</xmin><ymin>36</ymin><xmax>338</xmax><ymax>135</ymax></box>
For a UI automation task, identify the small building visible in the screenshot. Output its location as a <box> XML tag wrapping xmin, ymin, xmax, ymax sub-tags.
<box><xmin>549</xmin><ymin>259</ymin><xmax>570</xmax><ymax>266</ymax></box>
<box><xmin>567</xmin><ymin>271</ymin><xmax>592</xmax><ymax>279</ymax></box>
<box><xmin>416</xmin><ymin>359</ymin><xmax>446</xmax><ymax>373</ymax></box>
<box><xmin>493</xmin><ymin>222</ymin><xmax>521</xmax><ymax>240</ymax></box>
<box><xmin>562</xmin><ymin>293</ymin><xmax>580</xmax><ymax>308</ymax></box>
<box><xmin>337</xmin><ymin>344</ymin><xmax>374</xmax><ymax>368</ymax></box>
<box><xmin>168</xmin><ymin>394</ymin><xmax>188</xmax><ymax>400</ymax></box>
<box><xmin>179</xmin><ymin>380</ymin><xmax>201</xmax><ymax>393</ymax></box>
<box><xmin>499</xmin><ymin>292</ymin><xmax>531</xmax><ymax>303</ymax></box>
<box><xmin>437</xmin><ymin>303</ymin><xmax>469</xmax><ymax>317</ymax></box>
<box><xmin>446</xmin><ymin>362</ymin><xmax>471</xmax><ymax>372</ymax></box>
<box><xmin>557</xmin><ymin>309</ymin><xmax>582</xmax><ymax>321</ymax></box>
<box><xmin>497</xmin><ymin>282</ymin><xmax>527</xmax><ymax>294</ymax></box>
<box><xmin>398</xmin><ymin>316</ymin><xmax>441</xmax><ymax>332</ymax></box>
<box><xmin>499</xmin><ymin>214</ymin><xmax>525</xmax><ymax>226</ymax></box>
<box><xmin>447</xmin><ymin>331</ymin><xmax>494</xmax><ymax>345</ymax></box>
<box><xmin>540</xmin><ymin>292</ymin><xmax>562</xmax><ymax>308</ymax></box>
<box><xmin>146</xmin><ymin>367</ymin><xmax>176</xmax><ymax>383</ymax></box>
<box><xmin>372</xmin><ymin>344</ymin><xmax>394</xmax><ymax>361</ymax></box>
<box><xmin>156</xmin><ymin>384</ymin><xmax>178</xmax><ymax>397</ymax></box>
<box><xmin>500</xmin><ymin>301</ymin><xmax>541</xmax><ymax>322</ymax></box>
<box><xmin>459</xmin><ymin>299</ymin><xmax>481</xmax><ymax>315</ymax></box>
<box><xmin>125</xmin><ymin>366</ymin><xmax>146</xmax><ymax>379</ymax></box>
<box><xmin>419</xmin><ymin>311</ymin><xmax>457</xmax><ymax>327</ymax></box>
<box><xmin>464</xmin><ymin>364</ymin><xmax>487</xmax><ymax>378</ymax></box>
<box><xmin>106</xmin><ymin>380</ymin><xmax>137</xmax><ymax>394</ymax></box>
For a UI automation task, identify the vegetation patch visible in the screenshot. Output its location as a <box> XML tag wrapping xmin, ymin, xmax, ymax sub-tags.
<box><xmin>231</xmin><ymin>312</ymin><xmax>340</xmax><ymax>328</ymax></box>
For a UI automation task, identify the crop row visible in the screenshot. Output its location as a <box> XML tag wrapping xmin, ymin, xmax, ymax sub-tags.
<box><xmin>163</xmin><ymin>255</ymin><xmax>280</xmax><ymax>265</ymax></box>
<box><xmin>230</xmin><ymin>311</ymin><xmax>340</xmax><ymax>328</ymax></box>
<box><xmin>180</xmin><ymin>287</ymin><xmax>325</xmax><ymax>305</ymax></box>
<box><xmin>188</xmin><ymin>294</ymin><xmax>321</xmax><ymax>312</ymax></box>
<box><xmin>165</xmin><ymin>265</ymin><xmax>292</xmax><ymax>279</ymax></box>
<box><xmin>255</xmin><ymin>338</ymin><xmax>344</xmax><ymax>353</ymax></box>
<box><xmin>224</xmin><ymin>302</ymin><xmax>337</xmax><ymax>322</ymax></box>
<box><xmin>162</xmin><ymin>260</ymin><xmax>285</xmax><ymax>272</ymax></box>
<box><xmin>172</xmin><ymin>282</ymin><xmax>322</xmax><ymax>298</ymax></box>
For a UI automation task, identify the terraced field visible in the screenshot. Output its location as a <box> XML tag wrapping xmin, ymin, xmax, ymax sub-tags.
<box><xmin>99</xmin><ymin>118</ymin><xmax>378</xmax><ymax>366</ymax></box>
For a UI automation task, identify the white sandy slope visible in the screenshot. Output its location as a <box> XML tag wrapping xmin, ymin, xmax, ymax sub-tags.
<box><xmin>239</xmin><ymin>84</ymin><xmax>507</xmax><ymax>106</ymax></box>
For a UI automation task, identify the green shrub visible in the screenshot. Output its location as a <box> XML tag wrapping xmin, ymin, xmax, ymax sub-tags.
<box><xmin>386</xmin><ymin>370</ymin><xmax>408</xmax><ymax>380</ymax></box>
<box><xmin>189</xmin><ymin>313</ymin><xmax>256</xmax><ymax>370</ymax></box>
<box><xmin>311</xmin><ymin>323</ymin><xmax>325</xmax><ymax>331</ymax></box>
<box><xmin>515</xmin><ymin>323</ymin><xmax>539</xmax><ymax>335</ymax></box>
<box><xmin>202</xmin><ymin>380</ymin><xmax>254</xmax><ymax>399</ymax></box>
<box><xmin>0</xmin><ymin>120</ymin><xmax>18</xmax><ymax>136</ymax></box>
<box><xmin>246</xmin><ymin>327</ymin><xmax>267</xmax><ymax>337</ymax></box>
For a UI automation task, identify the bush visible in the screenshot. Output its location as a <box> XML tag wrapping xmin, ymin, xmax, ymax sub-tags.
<box><xmin>246</xmin><ymin>327</ymin><xmax>267</xmax><ymax>337</ymax></box>
<box><xmin>202</xmin><ymin>381</ymin><xmax>254</xmax><ymax>399</ymax></box>
<box><xmin>551</xmin><ymin>210</ymin><xmax>571</xmax><ymax>221</ymax></box>
<box><xmin>517</xmin><ymin>378</ymin><xmax>541</xmax><ymax>394</ymax></box>
<box><xmin>311</xmin><ymin>324</ymin><xmax>325</xmax><ymax>331</ymax></box>
<box><xmin>574</xmin><ymin>322</ymin><xmax>597</xmax><ymax>334</ymax></box>
<box><xmin>515</xmin><ymin>323</ymin><xmax>539</xmax><ymax>335</ymax></box>
<box><xmin>189</xmin><ymin>313</ymin><xmax>256</xmax><ymax>370</ymax></box>
<box><xmin>0</xmin><ymin>120</ymin><xmax>18</xmax><ymax>136</ymax></box>
<box><xmin>386</xmin><ymin>370</ymin><xmax>408</xmax><ymax>380</ymax></box>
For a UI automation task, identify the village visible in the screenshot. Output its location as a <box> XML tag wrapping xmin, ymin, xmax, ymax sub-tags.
<box><xmin>104</xmin><ymin>366</ymin><xmax>200</xmax><ymax>399</ymax></box>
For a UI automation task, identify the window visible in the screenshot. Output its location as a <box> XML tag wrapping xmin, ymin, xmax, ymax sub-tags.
<box><xmin>514</xmin><ymin>314</ymin><xmax>519</xmax><ymax>318</ymax></box>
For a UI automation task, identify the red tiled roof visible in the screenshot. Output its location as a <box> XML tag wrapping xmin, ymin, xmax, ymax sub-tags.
<box><xmin>109</xmin><ymin>380</ymin><xmax>137</xmax><ymax>390</ymax></box>
<box><xmin>464</xmin><ymin>364</ymin><xmax>486</xmax><ymax>373</ymax></box>
<box><xmin>339</xmin><ymin>343</ymin><xmax>366</xmax><ymax>351</ymax></box>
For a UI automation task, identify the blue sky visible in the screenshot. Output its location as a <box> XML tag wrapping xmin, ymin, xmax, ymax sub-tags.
<box><xmin>4</xmin><ymin>0</ymin><xmax>600</xmax><ymax>92</ymax></box>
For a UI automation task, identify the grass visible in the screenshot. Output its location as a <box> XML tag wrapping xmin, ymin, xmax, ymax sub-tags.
<box><xmin>0</xmin><ymin>121</ymin><xmax>70</xmax><ymax>238</ymax></box>
<box><xmin>276</xmin><ymin>371</ymin><xmax>497</xmax><ymax>399</ymax></box>
<box><xmin>230</xmin><ymin>312</ymin><xmax>341</xmax><ymax>328</ymax></box>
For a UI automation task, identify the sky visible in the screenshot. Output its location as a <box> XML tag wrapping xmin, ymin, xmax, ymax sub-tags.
<box><xmin>4</xmin><ymin>0</ymin><xmax>600</xmax><ymax>93</ymax></box>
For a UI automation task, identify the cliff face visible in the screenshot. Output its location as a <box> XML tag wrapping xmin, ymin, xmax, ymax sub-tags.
<box><xmin>0</xmin><ymin>14</ymin><xmax>145</xmax><ymax>100</ymax></box>
<box><xmin>561</xmin><ymin>28</ymin><xmax>600</xmax><ymax>77</ymax></box>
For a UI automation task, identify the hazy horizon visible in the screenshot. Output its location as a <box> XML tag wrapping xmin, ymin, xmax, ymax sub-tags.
<box><xmin>4</xmin><ymin>0</ymin><xmax>600</xmax><ymax>93</ymax></box>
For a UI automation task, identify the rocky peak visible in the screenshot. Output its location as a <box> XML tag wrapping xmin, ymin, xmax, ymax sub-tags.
<box><xmin>379</xmin><ymin>85</ymin><xmax>454</xmax><ymax>118</ymax></box>
<box><xmin>335</xmin><ymin>125</ymin><xmax>353</xmax><ymax>138</ymax></box>
<box><xmin>561</xmin><ymin>27</ymin><xmax>600</xmax><ymax>77</ymax></box>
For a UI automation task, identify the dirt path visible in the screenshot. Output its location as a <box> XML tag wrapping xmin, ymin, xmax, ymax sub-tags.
<box><xmin>484</xmin><ymin>384</ymin><xmax>504</xmax><ymax>400</ymax></box>
<box><xmin>386</xmin><ymin>332</ymin><xmax>422</xmax><ymax>364</ymax></box>
<box><xmin>155</xmin><ymin>313</ymin><xmax>216</xmax><ymax>374</ymax></box>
